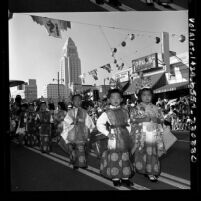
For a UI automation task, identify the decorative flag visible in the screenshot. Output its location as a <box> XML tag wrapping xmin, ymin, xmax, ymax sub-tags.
<box><xmin>89</xmin><ymin>69</ymin><xmax>98</xmax><ymax>80</ymax></box>
<box><xmin>31</xmin><ymin>15</ymin><xmax>71</xmax><ymax>38</ymax></box>
<box><xmin>100</xmin><ymin>64</ymin><xmax>112</xmax><ymax>73</ymax></box>
<box><xmin>109</xmin><ymin>78</ymin><xmax>116</xmax><ymax>85</ymax></box>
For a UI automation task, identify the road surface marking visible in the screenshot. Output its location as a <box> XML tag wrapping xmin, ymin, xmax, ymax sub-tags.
<box><xmin>160</xmin><ymin>172</ymin><xmax>190</xmax><ymax>186</ymax></box>
<box><xmin>24</xmin><ymin>145</ymin><xmax>130</xmax><ymax>191</ymax></box>
<box><xmin>30</xmin><ymin>146</ymin><xmax>149</xmax><ymax>190</ymax></box>
<box><xmin>89</xmin><ymin>0</ymin><xmax>120</xmax><ymax>11</ymax></box>
<box><xmin>168</xmin><ymin>3</ymin><xmax>187</xmax><ymax>10</ymax></box>
<box><xmin>139</xmin><ymin>0</ymin><xmax>186</xmax><ymax>11</ymax></box>
<box><xmin>11</xmin><ymin>141</ymin><xmax>190</xmax><ymax>190</ymax></box>
<box><xmin>118</xmin><ymin>4</ymin><xmax>136</xmax><ymax>11</ymax></box>
<box><xmin>177</xmin><ymin>140</ymin><xmax>190</xmax><ymax>143</ymax></box>
<box><xmin>158</xmin><ymin>177</ymin><xmax>190</xmax><ymax>189</ymax></box>
<box><xmin>152</xmin><ymin>2</ymin><xmax>171</xmax><ymax>11</ymax></box>
<box><xmin>49</xmin><ymin>151</ymin><xmax>150</xmax><ymax>190</ymax></box>
<box><xmin>89</xmin><ymin>149</ymin><xmax>191</xmax><ymax>188</ymax></box>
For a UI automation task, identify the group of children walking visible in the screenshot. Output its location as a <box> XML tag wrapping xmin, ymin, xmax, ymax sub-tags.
<box><xmin>12</xmin><ymin>86</ymin><xmax>167</xmax><ymax>187</ymax></box>
<box><xmin>59</xmin><ymin>87</ymin><xmax>166</xmax><ymax>187</ymax></box>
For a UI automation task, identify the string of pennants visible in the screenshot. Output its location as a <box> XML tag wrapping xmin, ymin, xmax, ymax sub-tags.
<box><xmin>9</xmin><ymin>13</ymin><xmax>187</xmax><ymax>84</ymax></box>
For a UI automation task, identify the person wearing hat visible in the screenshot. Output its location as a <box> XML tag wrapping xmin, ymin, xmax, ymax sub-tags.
<box><xmin>25</xmin><ymin>103</ymin><xmax>39</xmax><ymax>147</ymax></box>
<box><xmin>16</xmin><ymin>103</ymin><xmax>28</xmax><ymax>145</ymax></box>
<box><xmin>36</xmin><ymin>101</ymin><xmax>53</xmax><ymax>153</ymax></box>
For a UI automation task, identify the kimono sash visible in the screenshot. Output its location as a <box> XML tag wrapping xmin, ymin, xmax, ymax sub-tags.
<box><xmin>67</xmin><ymin>108</ymin><xmax>89</xmax><ymax>143</ymax></box>
<box><xmin>106</xmin><ymin>108</ymin><xmax>132</xmax><ymax>151</ymax></box>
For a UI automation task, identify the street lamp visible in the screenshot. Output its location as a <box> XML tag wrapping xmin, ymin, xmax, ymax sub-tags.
<box><xmin>53</xmin><ymin>72</ymin><xmax>64</xmax><ymax>102</ymax></box>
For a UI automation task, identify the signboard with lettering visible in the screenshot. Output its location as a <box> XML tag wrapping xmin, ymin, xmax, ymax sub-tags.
<box><xmin>114</xmin><ymin>69</ymin><xmax>131</xmax><ymax>82</ymax></box>
<box><xmin>132</xmin><ymin>53</ymin><xmax>158</xmax><ymax>73</ymax></box>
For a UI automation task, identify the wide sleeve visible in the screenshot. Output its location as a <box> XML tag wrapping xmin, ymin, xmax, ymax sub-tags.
<box><xmin>85</xmin><ymin>113</ymin><xmax>95</xmax><ymax>132</ymax></box>
<box><xmin>96</xmin><ymin>112</ymin><xmax>110</xmax><ymax>136</ymax></box>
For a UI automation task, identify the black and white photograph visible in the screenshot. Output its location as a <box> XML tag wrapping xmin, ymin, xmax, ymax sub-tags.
<box><xmin>6</xmin><ymin>0</ymin><xmax>199</xmax><ymax>194</ymax></box>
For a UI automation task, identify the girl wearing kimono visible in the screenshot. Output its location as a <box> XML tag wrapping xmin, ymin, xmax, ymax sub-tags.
<box><xmin>25</xmin><ymin>103</ymin><xmax>39</xmax><ymax>147</ymax></box>
<box><xmin>54</xmin><ymin>102</ymin><xmax>67</xmax><ymax>142</ymax></box>
<box><xmin>16</xmin><ymin>103</ymin><xmax>28</xmax><ymax>145</ymax></box>
<box><xmin>61</xmin><ymin>94</ymin><xmax>95</xmax><ymax>169</ymax></box>
<box><xmin>130</xmin><ymin>88</ymin><xmax>166</xmax><ymax>182</ymax></box>
<box><xmin>96</xmin><ymin>89</ymin><xmax>134</xmax><ymax>187</ymax></box>
<box><xmin>36</xmin><ymin>101</ymin><xmax>53</xmax><ymax>153</ymax></box>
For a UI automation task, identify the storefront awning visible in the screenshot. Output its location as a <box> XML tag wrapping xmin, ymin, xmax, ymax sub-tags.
<box><xmin>125</xmin><ymin>72</ymin><xmax>165</xmax><ymax>95</ymax></box>
<box><xmin>153</xmin><ymin>81</ymin><xmax>189</xmax><ymax>94</ymax></box>
<box><xmin>9</xmin><ymin>80</ymin><xmax>26</xmax><ymax>87</ymax></box>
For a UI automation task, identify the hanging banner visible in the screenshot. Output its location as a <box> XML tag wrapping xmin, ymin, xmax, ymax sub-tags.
<box><xmin>89</xmin><ymin>69</ymin><xmax>98</xmax><ymax>80</ymax></box>
<box><xmin>100</xmin><ymin>64</ymin><xmax>112</xmax><ymax>73</ymax></box>
<box><xmin>31</xmin><ymin>15</ymin><xmax>71</xmax><ymax>38</ymax></box>
<box><xmin>132</xmin><ymin>53</ymin><xmax>158</xmax><ymax>73</ymax></box>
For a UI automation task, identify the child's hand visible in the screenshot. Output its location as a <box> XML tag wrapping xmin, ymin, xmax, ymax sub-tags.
<box><xmin>108</xmin><ymin>133</ymin><xmax>115</xmax><ymax>140</ymax></box>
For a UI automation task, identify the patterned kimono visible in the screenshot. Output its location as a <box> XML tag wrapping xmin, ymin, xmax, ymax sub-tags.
<box><xmin>16</xmin><ymin>111</ymin><xmax>27</xmax><ymax>145</ymax></box>
<box><xmin>130</xmin><ymin>102</ymin><xmax>166</xmax><ymax>176</ymax></box>
<box><xmin>37</xmin><ymin>110</ymin><xmax>52</xmax><ymax>153</ymax></box>
<box><xmin>54</xmin><ymin>110</ymin><xmax>67</xmax><ymax>139</ymax></box>
<box><xmin>25</xmin><ymin>111</ymin><xmax>39</xmax><ymax>147</ymax></box>
<box><xmin>96</xmin><ymin>106</ymin><xmax>134</xmax><ymax>180</ymax></box>
<box><xmin>61</xmin><ymin>107</ymin><xmax>95</xmax><ymax>168</ymax></box>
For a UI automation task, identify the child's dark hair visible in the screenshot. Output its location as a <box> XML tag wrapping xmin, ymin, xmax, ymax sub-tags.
<box><xmin>107</xmin><ymin>88</ymin><xmax>123</xmax><ymax>99</ymax></box>
<box><xmin>58</xmin><ymin>101</ymin><xmax>67</xmax><ymax>111</ymax></box>
<box><xmin>72</xmin><ymin>94</ymin><xmax>82</xmax><ymax>101</ymax></box>
<box><xmin>137</xmin><ymin>87</ymin><xmax>155</xmax><ymax>103</ymax></box>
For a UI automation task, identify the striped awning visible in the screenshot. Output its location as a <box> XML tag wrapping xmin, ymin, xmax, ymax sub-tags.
<box><xmin>153</xmin><ymin>81</ymin><xmax>189</xmax><ymax>94</ymax></box>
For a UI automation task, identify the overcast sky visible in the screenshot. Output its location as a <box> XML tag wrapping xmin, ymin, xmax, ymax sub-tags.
<box><xmin>9</xmin><ymin>11</ymin><xmax>188</xmax><ymax>97</ymax></box>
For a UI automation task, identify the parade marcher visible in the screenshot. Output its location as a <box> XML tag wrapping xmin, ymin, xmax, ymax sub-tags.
<box><xmin>54</xmin><ymin>102</ymin><xmax>67</xmax><ymax>142</ymax></box>
<box><xmin>48</xmin><ymin>103</ymin><xmax>56</xmax><ymax>142</ymax></box>
<box><xmin>60</xmin><ymin>94</ymin><xmax>95</xmax><ymax>169</ymax></box>
<box><xmin>96</xmin><ymin>89</ymin><xmax>134</xmax><ymax>187</ymax></box>
<box><xmin>25</xmin><ymin>103</ymin><xmax>39</xmax><ymax>147</ymax></box>
<box><xmin>16</xmin><ymin>103</ymin><xmax>28</xmax><ymax>145</ymax></box>
<box><xmin>36</xmin><ymin>101</ymin><xmax>53</xmax><ymax>153</ymax></box>
<box><xmin>130</xmin><ymin>87</ymin><xmax>166</xmax><ymax>182</ymax></box>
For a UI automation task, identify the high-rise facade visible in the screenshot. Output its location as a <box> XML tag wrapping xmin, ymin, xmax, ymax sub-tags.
<box><xmin>60</xmin><ymin>37</ymin><xmax>82</xmax><ymax>96</ymax></box>
<box><xmin>43</xmin><ymin>84</ymin><xmax>67</xmax><ymax>104</ymax></box>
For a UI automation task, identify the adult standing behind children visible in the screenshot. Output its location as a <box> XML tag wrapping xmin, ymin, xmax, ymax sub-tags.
<box><xmin>96</xmin><ymin>89</ymin><xmax>134</xmax><ymax>187</ymax></box>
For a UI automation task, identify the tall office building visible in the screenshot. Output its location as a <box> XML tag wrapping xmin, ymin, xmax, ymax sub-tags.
<box><xmin>60</xmin><ymin>37</ymin><xmax>82</xmax><ymax>96</ymax></box>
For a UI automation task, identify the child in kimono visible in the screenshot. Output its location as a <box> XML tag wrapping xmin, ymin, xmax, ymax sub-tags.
<box><xmin>36</xmin><ymin>101</ymin><xmax>53</xmax><ymax>153</ymax></box>
<box><xmin>130</xmin><ymin>87</ymin><xmax>166</xmax><ymax>182</ymax></box>
<box><xmin>61</xmin><ymin>94</ymin><xmax>95</xmax><ymax>169</ymax></box>
<box><xmin>26</xmin><ymin>103</ymin><xmax>38</xmax><ymax>147</ymax></box>
<box><xmin>96</xmin><ymin>89</ymin><xmax>134</xmax><ymax>187</ymax></box>
<box><xmin>16</xmin><ymin>103</ymin><xmax>28</xmax><ymax>145</ymax></box>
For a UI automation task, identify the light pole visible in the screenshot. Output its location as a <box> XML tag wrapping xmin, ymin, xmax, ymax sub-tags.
<box><xmin>53</xmin><ymin>72</ymin><xmax>64</xmax><ymax>102</ymax></box>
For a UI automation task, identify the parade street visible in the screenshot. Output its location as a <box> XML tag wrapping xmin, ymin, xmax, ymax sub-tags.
<box><xmin>9</xmin><ymin>0</ymin><xmax>188</xmax><ymax>12</ymax></box>
<box><xmin>10</xmin><ymin>131</ymin><xmax>190</xmax><ymax>191</ymax></box>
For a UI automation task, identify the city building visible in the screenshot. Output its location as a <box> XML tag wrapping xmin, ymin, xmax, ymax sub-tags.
<box><xmin>60</xmin><ymin>37</ymin><xmax>82</xmax><ymax>96</ymax></box>
<box><xmin>43</xmin><ymin>83</ymin><xmax>68</xmax><ymax>104</ymax></box>
<box><xmin>10</xmin><ymin>79</ymin><xmax>38</xmax><ymax>101</ymax></box>
<box><xmin>24</xmin><ymin>79</ymin><xmax>37</xmax><ymax>102</ymax></box>
<box><xmin>114</xmin><ymin>51</ymin><xmax>189</xmax><ymax>100</ymax></box>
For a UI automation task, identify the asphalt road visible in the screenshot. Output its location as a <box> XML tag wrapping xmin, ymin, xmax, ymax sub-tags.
<box><xmin>9</xmin><ymin>0</ymin><xmax>189</xmax><ymax>12</ymax></box>
<box><xmin>9</xmin><ymin>130</ymin><xmax>190</xmax><ymax>191</ymax></box>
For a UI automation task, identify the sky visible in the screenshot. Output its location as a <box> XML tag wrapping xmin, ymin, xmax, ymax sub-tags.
<box><xmin>9</xmin><ymin>11</ymin><xmax>188</xmax><ymax>97</ymax></box>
